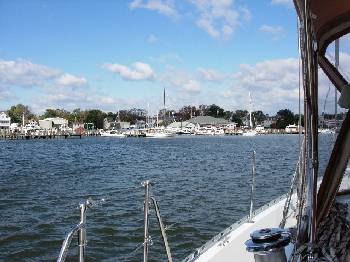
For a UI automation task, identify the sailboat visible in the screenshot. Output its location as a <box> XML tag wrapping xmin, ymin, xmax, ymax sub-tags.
<box><xmin>145</xmin><ymin>88</ymin><xmax>174</xmax><ymax>138</ymax></box>
<box><xmin>242</xmin><ymin>92</ymin><xmax>257</xmax><ymax>136</ymax></box>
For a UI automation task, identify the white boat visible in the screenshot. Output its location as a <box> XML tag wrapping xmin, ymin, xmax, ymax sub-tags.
<box><xmin>242</xmin><ymin>130</ymin><xmax>257</xmax><ymax>136</ymax></box>
<box><xmin>100</xmin><ymin>130</ymin><xmax>125</xmax><ymax>137</ymax></box>
<box><xmin>145</xmin><ymin>128</ymin><xmax>174</xmax><ymax>138</ymax></box>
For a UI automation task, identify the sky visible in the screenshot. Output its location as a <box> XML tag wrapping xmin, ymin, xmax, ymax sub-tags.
<box><xmin>0</xmin><ymin>0</ymin><xmax>349</xmax><ymax>115</ymax></box>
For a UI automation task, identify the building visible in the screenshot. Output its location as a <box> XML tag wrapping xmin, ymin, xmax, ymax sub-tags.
<box><xmin>39</xmin><ymin>117</ymin><xmax>68</xmax><ymax>130</ymax></box>
<box><xmin>0</xmin><ymin>112</ymin><xmax>11</xmax><ymax>130</ymax></box>
<box><xmin>103</xmin><ymin>117</ymin><xmax>130</xmax><ymax>130</ymax></box>
<box><xmin>187</xmin><ymin>116</ymin><xmax>230</xmax><ymax>126</ymax></box>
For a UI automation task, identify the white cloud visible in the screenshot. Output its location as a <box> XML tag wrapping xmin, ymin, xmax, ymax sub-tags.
<box><xmin>271</xmin><ymin>0</ymin><xmax>292</xmax><ymax>7</ymax></box>
<box><xmin>0</xmin><ymin>59</ymin><xmax>88</xmax><ymax>89</ymax></box>
<box><xmin>162</xmin><ymin>69</ymin><xmax>201</xmax><ymax>93</ymax></box>
<box><xmin>198</xmin><ymin>68</ymin><xmax>225</xmax><ymax>81</ymax></box>
<box><xmin>103</xmin><ymin>62</ymin><xmax>156</xmax><ymax>81</ymax></box>
<box><xmin>259</xmin><ymin>24</ymin><xmax>285</xmax><ymax>40</ymax></box>
<box><xmin>31</xmin><ymin>87</ymin><xmax>142</xmax><ymax>113</ymax></box>
<box><xmin>56</xmin><ymin>73</ymin><xmax>87</xmax><ymax>87</ymax></box>
<box><xmin>189</xmin><ymin>0</ymin><xmax>250</xmax><ymax>38</ymax></box>
<box><xmin>183</xmin><ymin>79</ymin><xmax>201</xmax><ymax>92</ymax></box>
<box><xmin>222</xmin><ymin>58</ymin><xmax>300</xmax><ymax>113</ymax></box>
<box><xmin>147</xmin><ymin>34</ymin><xmax>158</xmax><ymax>43</ymax></box>
<box><xmin>0</xmin><ymin>59</ymin><xmax>60</xmax><ymax>87</ymax></box>
<box><xmin>129</xmin><ymin>0</ymin><xmax>179</xmax><ymax>18</ymax></box>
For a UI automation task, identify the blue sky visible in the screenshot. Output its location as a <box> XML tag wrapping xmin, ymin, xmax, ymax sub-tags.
<box><xmin>0</xmin><ymin>0</ymin><xmax>347</xmax><ymax>115</ymax></box>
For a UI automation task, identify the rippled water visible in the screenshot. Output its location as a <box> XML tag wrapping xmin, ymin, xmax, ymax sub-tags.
<box><xmin>0</xmin><ymin>135</ymin><xmax>333</xmax><ymax>261</ymax></box>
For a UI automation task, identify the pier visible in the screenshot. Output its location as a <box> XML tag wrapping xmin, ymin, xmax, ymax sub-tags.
<box><xmin>0</xmin><ymin>134</ymin><xmax>82</xmax><ymax>140</ymax></box>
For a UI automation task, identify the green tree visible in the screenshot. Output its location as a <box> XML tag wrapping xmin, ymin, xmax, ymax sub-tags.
<box><xmin>206</xmin><ymin>104</ymin><xmax>225</xmax><ymax>118</ymax></box>
<box><xmin>252</xmin><ymin>110</ymin><xmax>266</xmax><ymax>125</ymax></box>
<box><xmin>7</xmin><ymin>104</ymin><xmax>36</xmax><ymax>123</ymax></box>
<box><xmin>85</xmin><ymin>109</ymin><xmax>106</xmax><ymax>129</ymax></box>
<box><xmin>276</xmin><ymin>109</ymin><xmax>295</xmax><ymax>129</ymax></box>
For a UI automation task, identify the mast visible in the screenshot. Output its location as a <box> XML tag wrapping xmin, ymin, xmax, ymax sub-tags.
<box><xmin>249</xmin><ymin>92</ymin><xmax>253</xmax><ymax>129</ymax></box>
<box><xmin>334</xmin><ymin>39</ymin><xmax>339</xmax><ymax>130</ymax></box>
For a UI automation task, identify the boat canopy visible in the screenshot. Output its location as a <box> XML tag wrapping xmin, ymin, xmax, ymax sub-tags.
<box><xmin>294</xmin><ymin>0</ymin><xmax>350</xmax><ymax>92</ymax></box>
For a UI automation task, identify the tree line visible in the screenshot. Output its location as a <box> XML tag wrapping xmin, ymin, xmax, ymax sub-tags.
<box><xmin>6</xmin><ymin>103</ymin><xmax>303</xmax><ymax>129</ymax></box>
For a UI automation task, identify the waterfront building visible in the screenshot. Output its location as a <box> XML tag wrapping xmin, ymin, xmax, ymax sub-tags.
<box><xmin>39</xmin><ymin>117</ymin><xmax>69</xmax><ymax>130</ymax></box>
<box><xmin>103</xmin><ymin>117</ymin><xmax>130</xmax><ymax>130</ymax></box>
<box><xmin>188</xmin><ymin>116</ymin><xmax>229</xmax><ymax>126</ymax></box>
<box><xmin>0</xmin><ymin>112</ymin><xmax>11</xmax><ymax>130</ymax></box>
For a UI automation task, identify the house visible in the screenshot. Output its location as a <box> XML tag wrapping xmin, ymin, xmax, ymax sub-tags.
<box><xmin>103</xmin><ymin>117</ymin><xmax>130</xmax><ymax>130</ymax></box>
<box><xmin>0</xmin><ymin>112</ymin><xmax>11</xmax><ymax>130</ymax></box>
<box><xmin>39</xmin><ymin>117</ymin><xmax>68</xmax><ymax>130</ymax></box>
<box><xmin>187</xmin><ymin>116</ymin><xmax>230</xmax><ymax>126</ymax></box>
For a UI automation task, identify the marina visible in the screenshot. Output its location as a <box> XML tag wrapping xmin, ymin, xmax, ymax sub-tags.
<box><xmin>0</xmin><ymin>0</ymin><xmax>349</xmax><ymax>261</ymax></box>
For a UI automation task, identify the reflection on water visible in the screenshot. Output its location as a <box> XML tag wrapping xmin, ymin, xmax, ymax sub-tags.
<box><xmin>0</xmin><ymin>135</ymin><xmax>333</xmax><ymax>261</ymax></box>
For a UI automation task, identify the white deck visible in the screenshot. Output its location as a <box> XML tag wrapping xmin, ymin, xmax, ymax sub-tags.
<box><xmin>184</xmin><ymin>195</ymin><xmax>297</xmax><ymax>262</ymax></box>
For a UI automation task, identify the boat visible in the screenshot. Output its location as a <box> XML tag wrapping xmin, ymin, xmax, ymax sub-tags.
<box><xmin>145</xmin><ymin>127</ymin><xmax>174</xmax><ymax>138</ymax></box>
<box><xmin>56</xmin><ymin>1</ymin><xmax>350</xmax><ymax>261</ymax></box>
<box><xmin>100</xmin><ymin>130</ymin><xmax>126</xmax><ymax>137</ymax></box>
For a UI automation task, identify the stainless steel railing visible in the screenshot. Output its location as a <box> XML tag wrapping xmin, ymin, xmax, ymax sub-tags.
<box><xmin>142</xmin><ymin>180</ymin><xmax>173</xmax><ymax>262</ymax></box>
<box><xmin>248</xmin><ymin>150</ymin><xmax>256</xmax><ymax>223</ymax></box>
<box><xmin>57</xmin><ymin>198</ymin><xmax>104</xmax><ymax>262</ymax></box>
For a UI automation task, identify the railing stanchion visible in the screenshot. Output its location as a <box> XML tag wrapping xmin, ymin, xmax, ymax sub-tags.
<box><xmin>79</xmin><ymin>203</ymin><xmax>87</xmax><ymax>262</ymax></box>
<box><xmin>249</xmin><ymin>150</ymin><xmax>256</xmax><ymax>223</ymax></box>
<box><xmin>142</xmin><ymin>181</ymin><xmax>151</xmax><ymax>262</ymax></box>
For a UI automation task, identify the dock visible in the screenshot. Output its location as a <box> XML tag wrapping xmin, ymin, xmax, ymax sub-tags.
<box><xmin>0</xmin><ymin>134</ymin><xmax>82</xmax><ymax>140</ymax></box>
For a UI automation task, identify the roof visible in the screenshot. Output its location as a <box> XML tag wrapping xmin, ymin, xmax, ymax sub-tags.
<box><xmin>188</xmin><ymin>116</ymin><xmax>229</xmax><ymax>125</ymax></box>
<box><xmin>167</xmin><ymin>121</ymin><xmax>190</xmax><ymax>128</ymax></box>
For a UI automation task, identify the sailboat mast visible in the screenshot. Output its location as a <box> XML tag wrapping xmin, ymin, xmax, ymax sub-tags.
<box><xmin>335</xmin><ymin>39</ymin><xmax>339</xmax><ymax>129</ymax></box>
<box><xmin>249</xmin><ymin>92</ymin><xmax>253</xmax><ymax>129</ymax></box>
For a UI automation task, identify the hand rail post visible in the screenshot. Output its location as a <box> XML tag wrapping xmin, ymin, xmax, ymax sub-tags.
<box><xmin>79</xmin><ymin>203</ymin><xmax>87</xmax><ymax>262</ymax></box>
<box><xmin>248</xmin><ymin>150</ymin><xmax>256</xmax><ymax>222</ymax></box>
<box><xmin>142</xmin><ymin>181</ymin><xmax>151</xmax><ymax>262</ymax></box>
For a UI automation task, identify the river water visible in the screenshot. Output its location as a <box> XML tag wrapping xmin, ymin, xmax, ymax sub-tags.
<box><xmin>0</xmin><ymin>135</ymin><xmax>334</xmax><ymax>261</ymax></box>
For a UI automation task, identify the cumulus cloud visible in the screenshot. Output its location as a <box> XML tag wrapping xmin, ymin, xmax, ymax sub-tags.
<box><xmin>0</xmin><ymin>59</ymin><xmax>60</xmax><ymax>87</ymax></box>
<box><xmin>162</xmin><ymin>69</ymin><xmax>201</xmax><ymax>93</ymax></box>
<box><xmin>189</xmin><ymin>0</ymin><xmax>251</xmax><ymax>38</ymax></box>
<box><xmin>129</xmin><ymin>0</ymin><xmax>179</xmax><ymax>18</ymax></box>
<box><xmin>259</xmin><ymin>24</ymin><xmax>285</xmax><ymax>40</ymax></box>
<box><xmin>221</xmin><ymin>58</ymin><xmax>300</xmax><ymax>113</ymax></box>
<box><xmin>31</xmin><ymin>87</ymin><xmax>142</xmax><ymax>113</ymax></box>
<box><xmin>56</xmin><ymin>73</ymin><xmax>87</xmax><ymax>87</ymax></box>
<box><xmin>0</xmin><ymin>59</ymin><xmax>87</xmax><ymax>89</ymax></box>
<box><xmin>197</xmin><ymin>68</ymin><xmax>225</xmax><ymax>82</ymax></box>
<box><xmin>103</xmin><ymin>62</ymin><xmax>156</xmax><ymax>81</ymax></box>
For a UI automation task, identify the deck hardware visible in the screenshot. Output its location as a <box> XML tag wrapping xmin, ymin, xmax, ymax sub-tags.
<box><xmin>245</xmin><ymin>228</ymin><xmax>291</xmax><ymax>262</ymax></box>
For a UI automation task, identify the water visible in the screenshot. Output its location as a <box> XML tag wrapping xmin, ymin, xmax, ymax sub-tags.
<box><xmin>0</xmin><ymin>135</ymin><xmax>333</xmax><ymax>261</ymax></box>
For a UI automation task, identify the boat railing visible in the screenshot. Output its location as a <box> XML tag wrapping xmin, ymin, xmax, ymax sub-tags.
<box><xmin>248</xmin><ymin>150</ymin><xmax>256</xmax><ymax>223</ymax></box>
<box><xmin>57</xmin><ymin>198</ymin><xmax>105</xmax><ymax>262</ymax></box>
<box><xmin>141</xmin><ymin>180</ymin><xmax>173</xmax><ymax>262</ymax></box>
